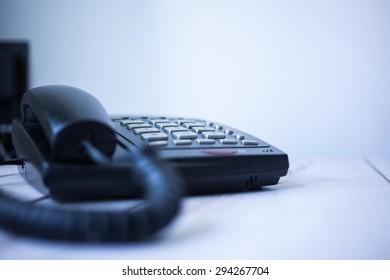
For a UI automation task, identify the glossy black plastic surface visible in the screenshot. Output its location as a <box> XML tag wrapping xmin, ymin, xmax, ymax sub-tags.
<box><xmin>21</xmin><ymin>85</ymin><xmax>116</xmax><ymax>162</ymax></box>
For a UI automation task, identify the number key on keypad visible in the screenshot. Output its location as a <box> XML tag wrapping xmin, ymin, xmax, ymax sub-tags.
<box><xmin>172</xmin><ymin>131</ymin><xmax>198</xmax><ymax>139</ymax></box>
<box><xmin>182</xmin><ymin>122</ymin><xmax>206</xmax><ymax>129</ymax></box>
<box><xmin>120</xmin><ymin>119</ymin><xmax>144</xmax><ymax>126</ymax></box>
<box><xmin>192</xmin><ymin>127</ymin><xmax>215</xmax><ymax>133</ymax></box>
<box><xmin>141</xmin><ymin>132</ymin><xmax>169</xmax><ymax>142</ymax></box>
<box><xmin>126</xmin><ymin>123</ymin><xmax>151</xmax><ymax>130</ymax></box>
<box><xmin>201</xmin><ymin>131</ymin><xmax>225</xmax><ymax>139</ymax></box>
<box><xmin>164</xmin><ymin>127</ymin><xmax>187</xmax><ymax>134</ymax></box>
<box><xmin>148</xmin><ymin>119</ymin><xmax>170</xmax><ymax>125</ymax></box>
<box><xmin>241</xmin><ymin>140</ymin><xmax>260</xmax><ymax>146</ymax></box>
<box><xmin>133</xmin><ymin>127</ymin><xmax>160</xmax><ymax>135</ymax></box>
<box><xmin>196</xmin><ymin>139</ymin><xmax>216</xmax><ymax>145</ymax></box>
<box><xmin>220</xmin><ymin>139</ymin><xmax>238</xmax><ymax>145</ymax></box>
<box><xmin>156</xmin><ymin>122</ymin><xmax>178</xmax><ymax>129</ymax></box>
<box><xmin>173</xmin><ymin>139</ymin><xmax>193</xmax><ymax>145</ymax></box>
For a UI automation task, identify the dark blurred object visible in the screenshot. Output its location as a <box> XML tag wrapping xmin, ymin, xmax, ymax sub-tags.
<box><xmin>0</xmin><ymin>42</ymin><xmax>28</xmax><ymax>160</ymax></box>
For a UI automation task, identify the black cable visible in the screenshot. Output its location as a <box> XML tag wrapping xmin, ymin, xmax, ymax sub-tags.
<box><xmin>81</xmin><ymin>140</ymin><xmax>111</xmax><ymax>165</ymax></box>
<box><xmin>0</xmin><ymin>143</ymin><xmax>184</xmax><ymax>242</ymax></box>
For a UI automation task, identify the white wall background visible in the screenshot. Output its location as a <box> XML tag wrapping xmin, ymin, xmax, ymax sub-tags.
<box><xmin>1</xmin><ymin>0</ymin><xmax>389</xmax><ymax>156</ymax></box>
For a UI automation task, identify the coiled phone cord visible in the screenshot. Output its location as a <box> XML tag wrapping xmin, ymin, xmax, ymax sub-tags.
<box><xmin>0</xmin><ymin>144</ymin><xmax>184</xmax><ymax>242</ymax></box>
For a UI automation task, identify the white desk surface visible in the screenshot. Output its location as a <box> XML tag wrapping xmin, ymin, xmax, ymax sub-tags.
<box><xmin>0</xmin><ymin>155</ymin><xmax>389</xmax><ymax>260</ymax></box>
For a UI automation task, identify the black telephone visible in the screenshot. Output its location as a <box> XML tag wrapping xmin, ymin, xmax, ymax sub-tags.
<box><xmin>1</xmin><ymin>85</ymin><xmax>289</xmax><ymax>242</ymax></box>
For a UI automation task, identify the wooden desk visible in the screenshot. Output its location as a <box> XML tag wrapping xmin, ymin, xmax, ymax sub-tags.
<box><xmin>0</xmin><ymin>155</ymin><xmax>389</xmax><ymax>259</ymax></box>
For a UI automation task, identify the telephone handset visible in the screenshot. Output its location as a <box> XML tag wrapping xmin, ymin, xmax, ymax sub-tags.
<box><xmin>1</xmin><ymin>85</ymin><xmax>289</xmax><ymax>242</ymax></box>
<box><xmin>1</xmin><ymin>85</ymin><xmax>184</xmax><ymax>242</ymax></box>
<box><xmin>20</xmin><ymin>85</ymin><xmax>117</xmax><ymax>162</ymax></box>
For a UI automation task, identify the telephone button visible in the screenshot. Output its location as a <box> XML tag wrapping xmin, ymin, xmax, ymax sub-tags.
<box><xmin>156</xmin><ymin>122</ymin><xmax>178</xmax><ymax>129</ymax></box>
<box><xmin>126</xmin><ymin>123</ymin><xmax>151</xmax><ymax>130</ymax></box>
<box><xmin>219</xmin><ymin>139</ymin><xmax>238</xmax><ymax>145</ymax></box>
<box><xmin>196</xmin><ymin>139</ymin><xmax>216</xmax><ymax>145</ymax></box>
<box><xmin>148</xmin><ymin>140</ymin><xmax>168</xmax><ymax>147</ymax></box>
<box><xmin>172</xmin><ymin>131</ymin><xmax>197</xmax><ymax>139</ymax></box>
<box><xmin>164</xmin><ymin>127</ymin><xmax>187</xmax><ymax>134</ymax></box>
<box><xmin>173</xmin><ymin>139</ymin><xmax>192</xmax><ymax>146</ymax></box>
<box><xmin>241</xmin><ymin>140</ymin><xmax>260</xmax><ymax>146</ymax></box>
<box><xmin>175</xmin><ymin>120</ymin><xmax>196</xmax><ymax>125</ymax></box>
<box><xmin>120</xmin><ymin>119</ymin><xmax>144</xmax><ymax>126</ymax></box>
<box><xmin>182</xmin><ymin>122</ymin><xmax>206</xmax><ymax>129</ymax></box>
<box><xmin>235</xmin><ymin>134</ymin><xmax>245</xmax><ymax>140</ymax></box>
<box><xmin>192</xmin><ymin>127</ymin><xmax>215</xmax><ymax>134</ymax></box>
<box><xmin>133</xmin><ymin>128</ymin><xmax>159</xmax><ymax>135</ymax></box>
<box><xmin>201</xmin><ymin>131</ymin><xmax>225</xmax><ymax>139</ymax></box>
<box><xmin>141</xmin><ymin>132</ymin><xmax>169</xmax><ymax>142</ymax></box>
<box><xmin>148</xmin><ymin>119</ymin><xmax>170</xmax><ymax>125</ymax></box>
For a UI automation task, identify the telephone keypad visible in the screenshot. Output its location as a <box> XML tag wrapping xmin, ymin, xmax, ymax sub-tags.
<box><xmin>114</xmin><ymin>116</ymin><xmax>270</xmax><ymax>149</ymax></box>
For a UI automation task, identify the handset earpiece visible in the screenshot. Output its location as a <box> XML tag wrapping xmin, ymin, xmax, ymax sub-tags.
<box><xmin>21</xmin><ymin>85</ymin><xmax>116</xmax><ymax>162</ymax></box>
